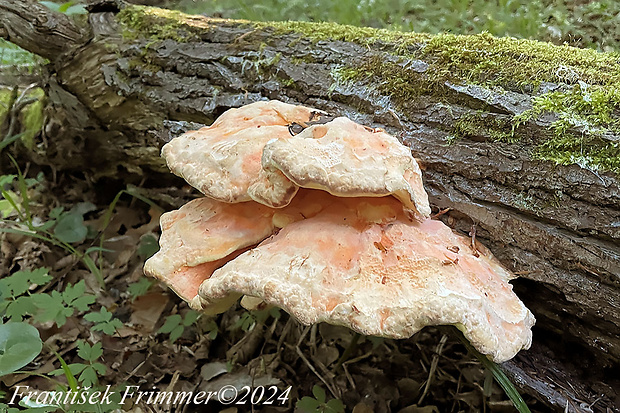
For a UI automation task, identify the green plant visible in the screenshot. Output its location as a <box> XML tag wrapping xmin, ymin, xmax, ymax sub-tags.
<box><xmin>1</xmin><ymin>164</ymin><xmax>162</xmax><ymax>287</ymax></box>
<box><xmin>444</xmin><ymin>327</ymin><xmax>531</xmax><ymax>413</ymax></box>
<box><xmin>50</xmin><ymin>340</ymin><xmax>106</xmax><ymax>388</ymax></box>
<box><xmin>49</xmin><ymin>202</ymin><xmax>97</xmax><ymax>244</ymax></box>
<box><xmin>136</xmin><ymin>234</ymin><xmax>159</xmax><ymax>260</ymax></box>
<box><xmin>0</xmin><ymin>322</ymin><xmax>43</xmax><ymax>376</ymax></box>
<box><xmin>203</xmin><ymin>318</ymin><xmax>219</xmax><ymax>340</ymax></box>
<box><xmin>39</xmin><ymin>1</ymin><xmax>86</xmax><ymax>15</ymax></box>
<box><xmin>84</xmin><ymin>308</ymin><xmax>123</xmax><ymax>335</ymax></box>
<box><xmin>296</xmin><ymin>385</ymin><xmax>345</xmax><ymax>413</ymax></box>
<box><xmin>0</xmin><ymin>268</ymin><xmax>95</xmax><ymax>327</ymax></box>
<box><xmin>157</xmin><ymin>310</ymin><xmax>200</xmax><ymax>343</ymax></box>
<box><xmin>230</xmin><ymin>307</ymin><xmax>281</xmax><ymax>332</ymax></box>
<box><xmin>126</xmin><ymin>277</ymin><xmax>154</xmax><ymax>302</ymax></box>
<box><xmin>170</xmin><ymin>0</ymin><xmax>620</xmax><ymax>51</ymax></box>
<box><xmin>0</xmin><ymin>163</ymin><xmax>108</xmax><ymax>285</ymax></box>
<box><xmin>0</xmin><ymin>40</ymin><xmax>41</xmax><ymax>67</ymax></box>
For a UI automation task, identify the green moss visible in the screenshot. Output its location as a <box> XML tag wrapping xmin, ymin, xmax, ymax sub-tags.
<box><xmin>258</xmin><ymin>22</ymin><xmax>620</xmax><ymax>88</ymax></box>
<box><xmin>115</xmin><ymin>5</ymin><xmax>620</xmax><ymax>173</ymax></box>
<box><xmin>534</xmin><ymin>134</ymin><xmax>620</xmax><ymax>173</ymax></box>
<box><xmin>0</xmin><ymin>88</ymin><xmax>44</xmax><ymax>149</ymax></box>
<box><xmin>452</xmin><ymin>112</ymin><xmax>514</xmax><ymax>142</ymax></box>
<box><xmin>420</xmin><ymin>33</ymin><xmax>620</xmax><ymax>89</ymax></box>
<box><xmin>325</xmin><ymin>31</ymin><xmax>620</xmax><ymax>173</ymax></box>
<box><xmin>511</xmin><ymin>83</ymin><xmax>620</xmax><ymax>172</ymax></box>
<box><xmin>117</xmin><ymin>5</ymin><xmax>218</xmax><ymax>41</ymax></box>
<box><xmin>255</xmin><ymin>20</ymin><xmax>432</xmax><ymax>45</ymax></box>
<box><xmin>127</xmin><ymin>57</ymin><xmax>162</xmax><ymax>74</ymax></box>
<box><xmin>513</xmin><ymin>191</ymin><xmax>539</xmax><ymax>212</ymax></box>
<box><xmin>20</xmin><ymin>90</ymin><xmax>45</xmax><ymax>150</ymax></box>
<box><xmin>332</xmin><ymin>57</ymin><xmax>435</xmax><ymax>107</ymax></box>
<box><xmin>0</xmin><ymin>88</ymin><xmax>14</xmax><ymax>127</ymax></box>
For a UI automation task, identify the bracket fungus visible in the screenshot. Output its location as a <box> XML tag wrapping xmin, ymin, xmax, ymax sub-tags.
<box><xmin>260</xmin><ymin>116</ymin><xmax>431</xmax><ymax>217</ymax></box>
<box><xmin>161</xmin><ymin>100</ymin><xmax>331</xmax><ymax>208</ymax></box>
<box><xmin>146</xmin><ymin>100</ymin><xmax>534</xmax><ymax>363</ymax></box>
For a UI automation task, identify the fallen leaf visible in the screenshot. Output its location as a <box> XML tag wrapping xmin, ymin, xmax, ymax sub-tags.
<box><xmin>130</xmin><ymin>292</ymin><xmax>170</xmax><ymax>333</ymax></box>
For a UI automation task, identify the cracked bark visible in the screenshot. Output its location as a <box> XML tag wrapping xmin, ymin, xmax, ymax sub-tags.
<box><xmin>1</xmin><ymin>0</ymin><xmax>618</xmax><ymax>411</ymax></box>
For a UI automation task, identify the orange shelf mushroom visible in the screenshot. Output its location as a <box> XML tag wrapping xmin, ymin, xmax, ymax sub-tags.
<box><xmin>145</xmin><ymin>100</ymin><xmax>535</xmax><ymax>363</ymax></box>
<box><xmin>161</xmin><ymin>100</ymin><xmax>330</xmax><ymax>208</ymax></box>
<box><xmin>196</xmin><ymin>195</ymin><xmax>533</xmax><ymax>363</ymax></box>
<box><xmin>261</xmin><ymin>116</ymin><xmax>431</xmax><ymax>217</ymax></box>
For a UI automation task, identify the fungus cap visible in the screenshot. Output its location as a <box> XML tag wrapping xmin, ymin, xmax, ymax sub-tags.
<box><xmin>161</xmin><ymin>100</ymin><xmax>329</xmax><ymax>207</ymax></box>
<box><xmin>143</xmin><ymin>190</ymin><xmax>336</xmax><ymax>305</ymax></box>
<box><xmin>143</xmin><ymin>197</ymin><xmax>279</xmax><ymax>303</ymax></box>
<box><xmin>261</xmin><ymin>117</ymin><xmax>431</xmax><ymax>217</ymax></box>
<box><xmin>195</xmin><ymin>195</ymin><xmax>534</xmax><ymax>362</ymax></box>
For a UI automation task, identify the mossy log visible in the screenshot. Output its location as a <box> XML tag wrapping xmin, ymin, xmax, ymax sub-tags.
<box><xmin>1</xmin><ymin>0</ymin><xmax>619</xmax><ymax>410</ymax></box>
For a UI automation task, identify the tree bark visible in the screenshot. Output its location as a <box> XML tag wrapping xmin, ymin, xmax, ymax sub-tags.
<box><xmin>1</xmin><ymin>1</ymin><xmax>619</xmax><ymax>411</ymax></box>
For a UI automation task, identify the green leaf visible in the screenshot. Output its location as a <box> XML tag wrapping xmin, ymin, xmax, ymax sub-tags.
<box><xmin>58</xmin><ymin>1</ymin><xmax>74</xmax><ymax>13</ymax></box>
<box><xmin>79</xmin><ymin>366</ymin><xmax>98</xmax><ymax>387</ymax></box>
<box><xmin>27</xmin><ymin>268</ymin><xmax>51</xmax><ymax>285</ymax></box>
<box><xmin>296</xmin><ymin>397</ymin><xmax>321</xmax><ymax>412</ymax></box>
<box><xmin>85</xmin><ymin>308</ymin><xmax>122</xmax><ymax>335</ymax></box>
<box><xmin>64</xmin><ymin>4</ymin><xmax>87</xmax><ymax>15</ymax></box>
<box><xmin>158</xmin><ymin>315</ymin><xmax>181</xmax><ymax>334</ymax></box>
<box><xmin>269</xmin><ymin>307</ymin><xmax>281</xmax><ymax>319</ymax></box>
<box><xmin>182</xmin><ymin>310</ymin><xmax>200</xmax><ymax>326</ymax></box>
<box><xmin>49</xmin><ymin>350</ymin><xmax>78</xmax><ymax>392</ymax></box>
<box><xmin>169</xmin><ymin>325</ymin><xmax>184</xmax><ymax>344</ymax></box>
<box><xmin>207</xmin><ymin>329</ymin><xmax>218</xmax><ymax>340</ymax></box>
<box><xmin>204</xmin><ymin>319</ymin><xmax>218</xmax><ymax>340</ymax></box>
<box><xmin>70</xmin><ymin>202</ymin><xmax>96</xmax><ymax>216</ymax></box>
<box><xmin>33</xmin><ymin>220</ymin><xmax>56</xmax><ymax>231</ymax></box>
<box><xmin>48</xmin><ymin>206</ymin><xmax>64</xmax><ymax>220</ymax></box>
<box><xmin>0</xmin><ymin>174</ymin><xmax>16</xmax><ymax>187</ymax></box>
<box><xmin>91</xmin><ymin>362</ymin><xmax>106</xmax><ymax>375</ymax></box>
<box><xmin>449</xmin><ymin>326</ymin><xmax>532</xmax><ymax>413</ymax></box>
<box><xmin>71</xmin><ymin>295</ymin><xmax>95</xmax><ymax>312</ymax></box>
<box><xmin>32</xmin><ymin>291</ymin><xmax>69</xmax><ymax>326</ymax></box>
<box><xmin>50</xmin><ymin>362</ymin><xmax>87</xmax><ymax>376</ymax></box>
<box><xmin>0</xmin><ymin>322</ymin><xmax>43</xmax><ymax>376</ymax></box>
<box><xmin>0</xmin><ymin>190</ymin><xmax>22</xmax><ymax>220</ymax></box>
<box><xmin>4</xmin><ymin>296</ymin><xmax>37</xmax><ymax>321</ymax></box>
<box><xmin>92</xmin><ymin>318</ymin><xmax>122</xmax><ymax>335</ymax></box>
<box><xmin>54</xmin><ymin>212</ymin><xmax>87</xmax><ymax>244</ymax></box>
<box><xmin>81</xmin><ymin>254</ymin><xmax>105</xmax><ymax>287</ymax></box>
<box><xmin>12</xmin><ymin>157</ymin><xmax>31</xmax><ymax>223</ymax></box>
<box><xmin>325</xmin><ymin>399</ymin><xmax>345</xmax><ymax>413</ymax></box>
<box><xmin>1</xmin><ymin>268</ymin><xmax>51</xmax><ymax>297</ymax></box>
<box><xmin>312</xmin><ymin>385</ymin><xmax>326</xmax><ymax>404</ymax></box>
<box><xmin>0</xmin><ymin>133</ymin><xmax>24</xmax><ymax>154</ymax></box>
<box><xmin>77</xmin><ymin>341</ymin><xmax>103</xmax><ymax>362</ymax></box>
<box><xmin>62</xmin><ymin>280</ymin><xmax>85</xmax><ymax>304</ymax></box>
<box><xmin>85</xmin><ymin>308</ymin><xmax>112</xmax><ymax>323</ymax></box>
<box><xmin>39</xmin><ymin>1</ymin><xmax>62</xmax><ymax>11</ymax></box>
<box><xmin>0</xmin><ymin>402</ymin><xmax>20</xmax><ymax>413</ymax></box>
<box><xmin>137</xmin><ymin>234</ymin><xmax>159</xmax><ymax>260</ymax></box>
<box><xmin>127</xmin><ymin>277</ymin><xmax>153</xmax><ymax>301</ymax></box>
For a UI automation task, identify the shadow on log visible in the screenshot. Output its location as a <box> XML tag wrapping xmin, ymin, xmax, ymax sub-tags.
<box><xmin>1</xmin><ymin>0</ymin><xmax>618</xmax><ymax>411</ymax></box>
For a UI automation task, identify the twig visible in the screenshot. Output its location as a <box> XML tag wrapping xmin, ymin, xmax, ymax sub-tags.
<box><xmin>6</xmin><ymin>83</ymin><xmax>39</xmax><ymax>138</ymax></box>
<box><xmin>334</xmin><ymin>333</ymin><xmax>361</xmax><ymax>372</ymax></box>
<box><xmin>418</xmin><ymin>334</ymin><xmax>448</xmax><ymax>404</ymax></box>
<box><xmin>287</xmin><ymin>343</ymin><xmax>339</xmax><ymax>399</ymax></box>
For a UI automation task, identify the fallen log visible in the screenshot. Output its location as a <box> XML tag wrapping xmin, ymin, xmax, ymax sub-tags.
<box><xmin>1</xmin><ymin>0</ymin><xmax>618</xmax><ymax>410</ymax></box>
